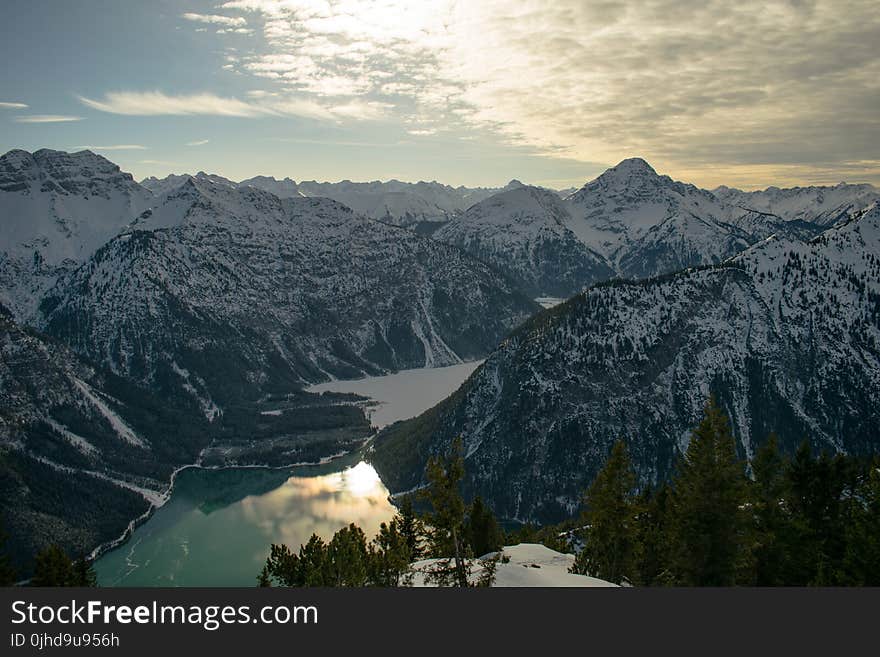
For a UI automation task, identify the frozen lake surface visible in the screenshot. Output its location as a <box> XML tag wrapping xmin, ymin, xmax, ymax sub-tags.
<box><xmin>308</xmin><ymin>360</ymin><xmax>483</xmax><ymax>428</ymax></box>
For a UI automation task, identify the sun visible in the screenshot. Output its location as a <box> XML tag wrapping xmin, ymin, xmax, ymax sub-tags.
<box><xmin>342</xmin><ymin>461</ymin><xmax>383</xmax><ymax>497</ymax></box>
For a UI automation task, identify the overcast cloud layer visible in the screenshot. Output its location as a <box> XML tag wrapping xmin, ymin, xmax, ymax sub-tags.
<box><xmin>3</xmin><ymin>1</ymin><xmax>878</xmax><ymax>188</ymax></box>
<box><xmin>190</xmin><ymin>0</ymin><xmax>877</xmax><ymax>187</ymax></box>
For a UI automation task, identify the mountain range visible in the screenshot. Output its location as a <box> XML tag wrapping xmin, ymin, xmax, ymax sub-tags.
<box><xmin>372</xmin><ymin>202</ymin><xmax>880</xmax><ymax>522</ymax></box>
<box><xmin>2</xmin><ymin>146</ymin><xmax>878</xmax><ymax>566</ymax></box>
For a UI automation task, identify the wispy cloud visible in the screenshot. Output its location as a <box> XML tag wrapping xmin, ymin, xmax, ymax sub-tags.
<box><xmin>78</xmin><ymin>91</ymin><xmax>271</xmax><ymax>117</ymax></box>
<box><xmin>0</xmin><ymin>101</ymin><xmax>28</xmax><ymax>109</ymax></box>
<box><xmin>181</xmin><ymin>13</ymin><xmax>247</xmax><ymax>27</ymax></box>
<box><xmin>186</xmin><ymin>139</ymin><xmax>210</xmax><ymax>146</ymax></box>
<box><xmin>14</xmin><ymin>114</ymin><xmax>83</xmax><ymax>123</ymax></box>
<box><xmin>78</xmin><ymin>90</ymin><xmax>389</xmax><ymax>123</ymax></box>
<box><xmin>76</xmin><ymin>144</ymin><xmax>148</xmax><ymax>151</ymax></box>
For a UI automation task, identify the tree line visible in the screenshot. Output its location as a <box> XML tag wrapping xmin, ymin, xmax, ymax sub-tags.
<box><xmin>0</xmin><ymin>530</ymin><xmax>97</xmax><ymax>587</ymax></box>
<box><xmin>571</xmin><ymin>397</ymin><xmax>880</xmax><ymax>586</ymax></box>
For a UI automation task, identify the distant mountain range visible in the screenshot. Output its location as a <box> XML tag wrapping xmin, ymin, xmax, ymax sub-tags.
<box><xmin>2</xmin><ymin>146</ymin><xmax>878</xmax><ymax>565</ymax></box>
<box><xmin>142</xmin><ymin>171</ymin><xmax>524</xmax><ymax>226</ymax></box>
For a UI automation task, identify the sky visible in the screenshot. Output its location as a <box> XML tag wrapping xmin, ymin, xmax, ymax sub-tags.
<box><xmin>0</xmin><ymin>0</ymin><xmax>878</xmax><ymax>190</ymax></box>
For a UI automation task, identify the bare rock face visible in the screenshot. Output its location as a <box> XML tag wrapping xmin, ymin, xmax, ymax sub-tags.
<box><xmin>0</xmin><ymin>149</ymin><xmax>153</xmax><ymax>320</ymax></box>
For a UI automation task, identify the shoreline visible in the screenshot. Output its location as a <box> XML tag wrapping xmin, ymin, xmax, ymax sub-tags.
<box><xmin>88</xmin><ymin>444</ymin><xmax>367</xmax><ymax>564</ymax></box>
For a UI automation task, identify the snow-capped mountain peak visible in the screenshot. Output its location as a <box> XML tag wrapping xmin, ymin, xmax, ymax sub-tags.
<box><xmin>0</xmin><ymin>148</ymin><xmax>153</xmax><ymax>320</ymax></box>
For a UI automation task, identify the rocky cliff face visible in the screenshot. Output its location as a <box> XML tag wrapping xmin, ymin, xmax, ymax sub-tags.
<box><xmin>372</xmin><ymin>203</ymin><xmax>880</xmax><ymax>523</ymax></box>
<box><xmin>40</xmin><ymin>178</ymin><xmax>539</xmax><ymax>409</ymax></box>
<box><xmin>0</xmin><ymin>149</ymin><xmax>152</xmax><ymax>320</ymax></box>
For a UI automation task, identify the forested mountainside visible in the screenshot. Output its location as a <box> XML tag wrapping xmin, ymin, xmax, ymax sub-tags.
<box><xmin>372</xmin><ymin>203</ymin><xmax>880</xmax><ymax>523</ymax></box>
<box><xmin>0</xmin><ymin>308</ymin><xmax>212</xmax><ymax>573</ymax></box>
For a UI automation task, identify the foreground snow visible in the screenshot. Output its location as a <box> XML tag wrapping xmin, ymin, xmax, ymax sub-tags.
<box><xmin>411</xmin><ymin>543</ymin><xmax>617</xmax><ymax>587</ymax></box>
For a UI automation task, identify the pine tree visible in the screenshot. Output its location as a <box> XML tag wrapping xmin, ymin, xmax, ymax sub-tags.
<box><xmin>421</xmin><ymin>437</ymin><xmax>470</xmax><ymax>587</ymax></box>
<box><xmin>368</xmin><ymin>519</ymin><xmax>412</xmax><ymax>586</ymax></box>
<box><xmin>750</xmin><ymin>434</ymin><xmax>788</xmax><ymax>585</ymax></box>
<box><xmin>31</xmin><ymin>545</ymin><xmax>77</xmax><ymax>587</ymax></box>
<box><xmin>72</xmin><ymin>555</ymin><xmax>98</xmax><ymax>587</ymax></box>
<box><xmin>264</xmin><ymin>543</ymin><xmax>300</xmax><ymax>586</ymax></box>
<box><xmin>257</xmin><ymin>564</ymin><xmax>272</xmax><ymax>587</ymax></box>
<box><xmin>632</xmin><ymin>483</ymin><xmax>672</xmax><ymax>586</ymax></box>
<box><xmin>299</xmin><ymin>534</ymin><xmax>330</xmax><ymax>586</ymax></box>
<box><xmin>465</xmin><ymin>496</ymin><xmax>504</xmax><ymax>558</ymax></box>
<box><xmin>397</xmin><ymin>496</ymin><xmax>423</xmax><ymax>561</ymax></box>
<box><xmin>571</xmin><ymin>440</ymin><xmax>637</xmax><ymax>584</ymax></box>
<box><xmin>326</xmin><ymin>524</ymin><xmax>369</xmax><ymax>587</ymax></box>
<box><xmin>786</xmin><ymin>443</ymin><xmax>857</xmax><ymax>585</ymax></box>
<box><xmin>843</xmin><ymin>457</ymin><xmax>880</xmax><ymax>585</ymax></box>
<box><xmin>667</xmin><ymin>397</ymin><xmax>751</xmax><ymax>586</ymax></box>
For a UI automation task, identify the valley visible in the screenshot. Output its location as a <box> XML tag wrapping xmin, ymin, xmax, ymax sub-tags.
<box><xmin>2</xmin><ymin>147</ymin><xmax>878</xmax><ymax>580</ymax></box>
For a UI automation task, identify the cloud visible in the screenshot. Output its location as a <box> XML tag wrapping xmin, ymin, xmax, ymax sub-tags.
<box><xmin>181</xmin><ymin>13</ymin><xmax>247</xmax><ymax>27</ymax></box>
<box><xmin>14</xmin><ymin>114</ymin><xmax>83</xmax><ymax>123</ymax></box>
<box><xmin>218</xmin><ymin>0</ymin><xmax>880</xmax><ymax>187</ymax></box>
<box><xmin>76</xmin><ymin>144</ymin><xmax>148</xmax><ymax>150</ymax></box>
<box><xmin>78</xmin><ymin>91</ymin><xmax>271</xmax><ymax>117</ymax></box>
<box><xmin>0</xmin><ymin>101</ymin><xmax>28</xmax><ymax>109</ymax></box>
<box><xmin>77</xmin><ymin>90</ymin><xmax>388</xmax><ymax>122</ymax></box>
<box><xmin>186</xmin><ymin>139</ymin><xmax>210</xmax><ymax>146</ymax></box>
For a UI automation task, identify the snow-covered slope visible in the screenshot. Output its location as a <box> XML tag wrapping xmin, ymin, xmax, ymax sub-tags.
<box><xmin>372</xmin><ymin>203</ymin><xmax>880</xmax><ymax>523</ymax></box>
<box><xmin>714</xmin><ymin>182</ymin><xmax>879</xmax><ymax>227</ymax></box>
<box><xmin>140</xmin><ymin>171</ymin><xmax>237</xmax><ymax>197</ymax></box>
<box><xmin>40</xmin><ymin>178</ymin><xmax>538</xmax><ymax>407</ymax></box>
<box><xmin>431</xmin><ymin>160</ymin><xmax>823</xmax><ymax>298</ymax></box>
<box><xmin>434</xmin><ymin>185</ymin><xmax>613</xmax><ymax>297</ymax></box>
<box><xmin>0</xmin><ymin>149</ymin><xmax>152</xmax><ymax>319</ymax></box>
<box><xmin>563</xmin><ymin>158</ymin><xmax>820</xmax><ymax>280</ymax></box>
<box><xmin>411</xmin><ymin>543</ymin><xmax>617</xmax><ymax>587</ymax></box>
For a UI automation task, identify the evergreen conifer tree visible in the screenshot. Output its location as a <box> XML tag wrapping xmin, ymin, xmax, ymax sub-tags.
<box><xmin>368</xmin><ymin>519</ymin><xmax>412</xmax><ymax>586</ymax></box>
<box><xmin>398</xmin><ymin>496</ymin><xmax>423</xmax><ymax>561</ymax></box>
<box><xmin>750</xmin><ymin>434</ymin><xmax>789</xmax><ymax>585</ymax></box>
<box><xmin>667</xmin><ymin>397</ymin><xmax>751</xmax><ymax>586</ymax></box>
<box><xmin>326</xmin><ymin>524</ymin><xmax>369</xmax><ymax>586</ymax></box>
<box><xmin>632</xmin><ymin>483</ymin><xmax>672</xmax><ymax>586</ymax></box>
<box><xmin>31</xmin><ymin>545</ymin><xmax>76</xmax><ymax>587</ymax></box>
<box><xmin>571</xmin><ymin>440</ymin><xmax>637</xmax><ymax>584</ymax></box>
<box><xmin>465</xmin><ymin>496</ymin><xmax>504</xmax><ymax>558</ymax></box>
<box><xmin>421</xmin><ymin>437</ymin><xmax>470</xmax><ymax>587</ymax></box>
<box><xmin>72</xmin><ymin>554</ymin><xmax>98</xmax><ymax>587</ymax></box>
<box><xmin>257</xmin><ymin>564</ymin><xmax>272</xmax><ymax>587</ymax></box>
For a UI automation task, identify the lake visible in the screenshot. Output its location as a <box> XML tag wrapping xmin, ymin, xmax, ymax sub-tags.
<box><xmin>96</xmin><ymin>362</ymin><xmax>482</xmax><ymax>586</ymax></box>
<box><xmin>95</xmin><ymin>456</ymin><xmax>396</xmax><ymax>586</ymax></box>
